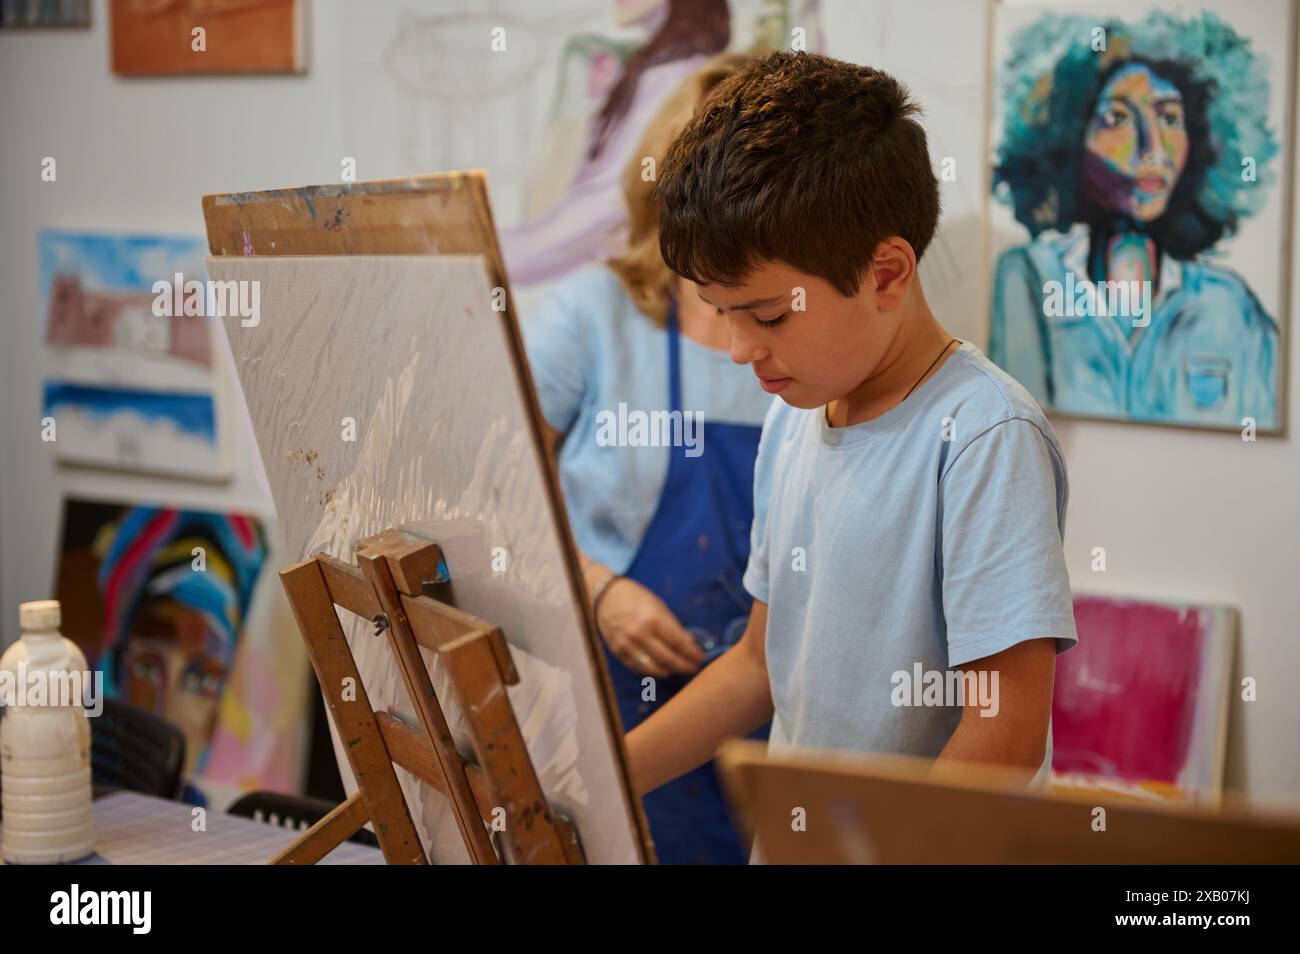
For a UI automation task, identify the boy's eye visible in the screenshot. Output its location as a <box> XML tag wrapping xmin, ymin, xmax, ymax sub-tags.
<box><xmin>756</xmin><ymin>311</ymin><xmax>789</xmax><ymax>328</ymax></box>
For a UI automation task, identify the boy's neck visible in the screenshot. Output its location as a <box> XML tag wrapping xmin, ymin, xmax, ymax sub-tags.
<box><xmin>826</xmin><ymin>302</ymin><xmax>957</xmax><ymax>428</ymax></box>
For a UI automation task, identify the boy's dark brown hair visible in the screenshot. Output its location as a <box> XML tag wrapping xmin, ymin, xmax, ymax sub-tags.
<box><xmin>655</xmin><ymin>51</ymin><xmax>940</xmax><ymax>298</ymax></box>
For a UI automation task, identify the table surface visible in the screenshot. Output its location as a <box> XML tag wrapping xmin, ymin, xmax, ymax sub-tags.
<box><xmin>1</xmin><ymin>790</ymin><xmax>385</xmax><ymax>865</ymax></box>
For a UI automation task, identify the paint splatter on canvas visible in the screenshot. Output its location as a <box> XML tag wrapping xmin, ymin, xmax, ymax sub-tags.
<box><xmin>988</xmin><ymin>2</ymin><xmax>1290</xmax><ymax>431</ymax></box>
<box><xmin>1052</xmin><ymin>594</ymin><xmax>1236</xmax><ymax>800</ymax></box>
<box><xmin>53</xmin><ymin>497</ymin><xmax>270</xmax><ymax>800</ymax></box>
<box><xmin>40</xmin><ymin>230</ymin><xmax>230</xmax><ymax>480</ymax></box>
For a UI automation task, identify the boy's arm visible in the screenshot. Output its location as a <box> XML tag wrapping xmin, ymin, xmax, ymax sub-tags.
<box><xmin>936</xmin><ymin>417</ymin><xmax>1076</xmax><ymax>780</ymax></box>
<box><xmin>625</xmin><ymin>600</ymin><xmax>774</xmax><ymax>796</ymax></box>
<box><xmin>935</xmin><ymin>637</ymin><xmax>1056</xmax><ymax>778</ymax></box>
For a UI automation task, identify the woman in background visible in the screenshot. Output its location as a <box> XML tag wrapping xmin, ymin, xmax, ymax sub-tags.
<box><xmin>522</xmin><ymin>53</ymin><xmax>770</xmax><ymax>864</ymax></box>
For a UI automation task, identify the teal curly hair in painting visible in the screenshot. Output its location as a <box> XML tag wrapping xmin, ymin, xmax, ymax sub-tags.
<box><xmin>994</xmin><ymin>10</ymin><xmax>1278</xmax><ymax>254</ymax></box>
<box><xmin>988</xmin><ymin>8</ymin><xmax>1281</xmax><ymax>431</ymax></box>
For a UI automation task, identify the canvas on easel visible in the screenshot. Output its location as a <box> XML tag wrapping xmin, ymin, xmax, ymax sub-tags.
<box><xmin>201</xmin><ymin>173</ymin><xmax>650</xmax><ymax>863</ymax></box>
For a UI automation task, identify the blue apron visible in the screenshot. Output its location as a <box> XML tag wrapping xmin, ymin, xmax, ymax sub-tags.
<box><xmin>606</xmin><ymin>300</ymin><xmax>768</xmax><ymax>865</ymax></box>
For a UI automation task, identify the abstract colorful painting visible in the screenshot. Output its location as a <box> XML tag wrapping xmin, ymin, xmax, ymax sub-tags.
<box><xmin>53</xmin><ymin>498</ymin><xmax>269</xmax><ymax>797</ymax></box>
<box><xmin>40</xmin><ymin>230</ymin><xmax>230</xmax><ymax>480</ymax></box>
<box><xmin>1052</xmin><ymin>594</ymin><xmax>1236</xmax><ymax>801</ymax></box>
<box><xmin>988</xmin><ymin>2</ymin><xmax>1292</xmax><ymax>432</ymax></box>
<box><xmin>109</xmin><ymin>0</ymin><xmax>303</xmax><ymax>76</ymax></box>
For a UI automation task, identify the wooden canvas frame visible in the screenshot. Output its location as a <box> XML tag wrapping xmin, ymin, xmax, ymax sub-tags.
<box><xmin>719</xmin><ymin>740</ymin><xmax>1300</xmax><ymax>864</ymax></box>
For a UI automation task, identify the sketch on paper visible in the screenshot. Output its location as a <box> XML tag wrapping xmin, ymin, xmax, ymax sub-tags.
<box><xmin>988</xmin><ymin>3</ymin><xmax>1291</xmax><ymax>431</ymax></box>
<box><xmin>338</xmin><ymin>1</ymin><xmax>823</xmax><ymax>289</ymax></box>
<box><xmin>40</xmin><ymin>231</ymin><xmax>230</xmax><ymax>481</ymax></box>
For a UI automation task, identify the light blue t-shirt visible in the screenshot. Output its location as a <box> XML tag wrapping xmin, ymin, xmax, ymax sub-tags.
<box><xmin>743</xmin><ymin>341</ymin><xmax>1078</xmax><ymax>768</ymax></box>
<box><xmin>522</xmin><ymin>264</ymin><xmax>773</xmax><ymax>572</ymax></box>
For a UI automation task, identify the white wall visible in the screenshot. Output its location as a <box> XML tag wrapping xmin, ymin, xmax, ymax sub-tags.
<box><xmin>2</xmin><ymin>0</ymin><xmax>1297</xmax><ymax>800</ymax></box>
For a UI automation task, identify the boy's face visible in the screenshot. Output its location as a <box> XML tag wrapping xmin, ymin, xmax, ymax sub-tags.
<box><xmin>694</xmin><ymin>258</ymin><xmax>904</xmax><ymax>410</ymax></box>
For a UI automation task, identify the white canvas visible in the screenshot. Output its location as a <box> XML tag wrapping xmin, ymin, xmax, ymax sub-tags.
<box><xmin>207</xmin><ymin>254</ymin><xmax>643</xmax><ymax>864</ymax></box>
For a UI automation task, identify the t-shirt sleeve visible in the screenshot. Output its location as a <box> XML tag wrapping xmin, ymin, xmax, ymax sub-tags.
<box><xmin>519</xmin><ymin>277</ymin><xmax>592</xmax><ymax>434</ymax></box>
<box><xmin>742</xmin><ymin>398</ymin><xmax>784</xmax><ymax>603</ymax></box>
<box><xmin>938</xmin><ymin>417</ymin><xmax>1078</xmax><ymax>667</ymax></box>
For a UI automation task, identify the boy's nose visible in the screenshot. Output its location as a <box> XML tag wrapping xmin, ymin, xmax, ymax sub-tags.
<box><xmin>728</xmin><ymin>318</ymin><xmax>768</xmax><ymax>366</ymax></box>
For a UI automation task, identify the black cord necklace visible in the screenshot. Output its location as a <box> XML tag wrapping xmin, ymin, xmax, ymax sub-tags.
<box><xmin>902</xmin><ymin>338</ymin><xmax>960</xmax><ymax>401</ymax></box>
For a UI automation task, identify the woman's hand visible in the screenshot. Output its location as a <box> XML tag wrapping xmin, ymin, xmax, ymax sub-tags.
<box><xmin>595</xmin><ymin>576</ymin><xmax>704</xmax><ymax>678</ymax></box>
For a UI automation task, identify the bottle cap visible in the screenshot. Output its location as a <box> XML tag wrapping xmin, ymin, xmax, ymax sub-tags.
<box><xmin>19</xmin><ymin>600</ymin><xmax>61</xmax><ymax>632</ymax></box>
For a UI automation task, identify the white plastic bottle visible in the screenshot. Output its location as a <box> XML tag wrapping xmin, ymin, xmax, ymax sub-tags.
<box><xmin>1</xmin><ymin>600</ymin><xmax>94</xmax><ymax>864</ymax></box>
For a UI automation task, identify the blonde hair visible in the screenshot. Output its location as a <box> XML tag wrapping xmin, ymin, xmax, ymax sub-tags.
<box><xmin>606</xmin><ymin>53</ymin><xmax>753</xmax><ymax>328</ymax></box>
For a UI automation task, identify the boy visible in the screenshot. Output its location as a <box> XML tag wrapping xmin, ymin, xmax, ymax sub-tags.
<box><xmin>625</xmin><ymin>52</ymin><xmax>1078</xmax><ymax>807</ymax></box>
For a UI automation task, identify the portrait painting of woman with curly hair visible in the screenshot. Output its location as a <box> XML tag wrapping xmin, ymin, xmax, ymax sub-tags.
<box><xmin>988</xmin><ymin>7</ymin><xmax>1288</xmax><ymax>431</ymax></box>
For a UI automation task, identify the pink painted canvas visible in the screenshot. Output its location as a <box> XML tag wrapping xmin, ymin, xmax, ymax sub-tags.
<box><xmin>1052</xmin><ymin>594</ymin><xmax>1236</xmax><ymax>798</ymax></box>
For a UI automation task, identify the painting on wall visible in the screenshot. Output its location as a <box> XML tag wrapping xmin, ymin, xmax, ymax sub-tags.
<box><xmin>41</xmin><ymin>230</ymin><xmax>231</xmax><ymax>481</ymax></box>
<box><xmin>109</xmin><ymin>0</ymin><xmax>303</xmax><ymax>76</ymax></box>
<box><xmin>1052</xmin><ymin>594</ymin><xmax>1236</xmax><ymax>803</ymax></box>
<box><xmin>337</xmin><ymin>0</ymin><xmax>823</xmax><ymax>293</ymax></box>
<box><xmin>988</xmin><ymin>1</ymin><xmax>1293</xmax><ymax>432</ymax></box>
<box><xmin>53</xmin><ymin>497</ymin><xmax>270</xmax><ymax>799</ymax></box>
<box><xmin>0</xmin><ymin>0</ymin><xmax>89</xmax><ymax>27</ymax></box>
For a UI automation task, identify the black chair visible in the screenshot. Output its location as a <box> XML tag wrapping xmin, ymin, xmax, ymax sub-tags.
<box><xmin>227</xmin><ymin>791</ymin><xmax>380</xmax><ymax>848</ymax></box>
<box><xmin>90</xmin><ymin>697</ymin><xmax>186</xmax><ymax>799</ymax></box>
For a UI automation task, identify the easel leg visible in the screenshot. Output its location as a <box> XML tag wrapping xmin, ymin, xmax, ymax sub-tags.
<box><xmin>441</xmin><ymin>630</ymin><xmax>570</xmax><ymax>864</ymax></box>
<box><xmin>280</xmin><ymin>558</ymin><xmax>427</xmax><ymax>865</ymax></box>
<box><xmin>271</xmin><ymin>792</ymin><xmax>369</xmax><ymax>865</ymax></box>
<box><xmin>358</xmin><ymin>551</ymin><xmax>499</xmax><ymax>864</ymax></box>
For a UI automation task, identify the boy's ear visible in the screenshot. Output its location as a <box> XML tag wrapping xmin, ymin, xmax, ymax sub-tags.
<box><xmin>868</xmin><ymin>237</ymin><xmax>917</xmax><ymax>311</ymax></box>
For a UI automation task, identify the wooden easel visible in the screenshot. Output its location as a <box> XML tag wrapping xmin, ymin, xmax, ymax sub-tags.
<box><xmin>719</xmin><ymin>740</ymin><xmax>1300</xmax><ymax>864</ymax></box>
<box><xmin>273</xmin><ymin>528</ymin><xmax>585</xmax><ymax>865</ymax></box>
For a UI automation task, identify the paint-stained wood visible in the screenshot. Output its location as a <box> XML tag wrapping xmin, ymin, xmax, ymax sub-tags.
<box><xmin>357</xmin><ymin>529</ymin><xmax>449</xmax><ymax>595</ymax></box>
<box><xmin>202</xmin><ymin>174</ymin><xmax>506</xmax><ymax>275</ymax></box>
<box><xmin>271</xmin><ymin>792</ymin><xmax>369</xmax><ymax>866</ymax></box>
<box><xmin>358</xmin><ymin>549</ymin><xmax>498</xmax><ymax>864</ymax></box>
<box><xmin>279</xmin><ymin>559</ymin><xmax>425</xmax><ymax>865</ymax></box>
<box><xmin>316</xmin><ymin>550</ymin><xmax>505</xmax><ymax>658</ymax></box>
<box><xmin>376</xmin><ymin>711</ymin><xmax>494</xmax><ymax>814</ymax></box>
<box><xmin>440</xmin><ymin>629</ymin><xmax>568</xmax><ymax>864</ymax></box>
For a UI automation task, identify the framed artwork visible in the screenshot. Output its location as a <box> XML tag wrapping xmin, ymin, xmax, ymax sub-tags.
<box><xmin>109</xmin><ymin>0</ymin><xmax>303</xmax><ymax>76</ymax></box>
<box><xmin>53</xmin><ymin>497</ymin><xmax>270</xmax><ymax>793</ymax></box>
<box><xmin>40</xmin><ymin>230</ymin><xmax>232</xmax><ymax>481</ymax></box>
<box><xmin>0</xmin><ymin>0</ymin><xmax>89</xmax><ymax>27</ymax></box>
<box><xmin>988</xmin><ymin>1</ymin><xmax>1294</xmax><ymax>432</ymax></box>
<box><xmin>1052</xmin><ymin>593</ymin><xmax>1236</xmax><ymax>802</ymax></box>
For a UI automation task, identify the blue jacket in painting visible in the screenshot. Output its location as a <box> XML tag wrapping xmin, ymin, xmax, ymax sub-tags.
<box><xmin>989</xmin><ymin>226</ymin><xmax>1278</xmax><ymax>430</ymax></box>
